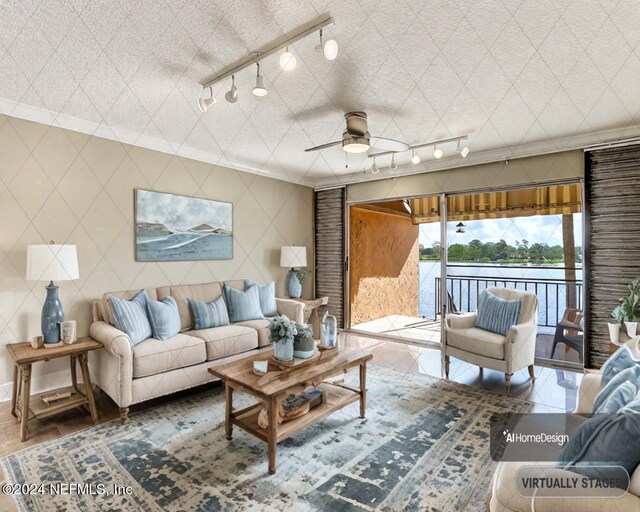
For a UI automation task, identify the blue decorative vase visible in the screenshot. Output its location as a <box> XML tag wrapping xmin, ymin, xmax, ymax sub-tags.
<box><xmin>42</xmin><ymin>282</ymin><xmax>64</xmax><ymax>344</ymax></box>
<box><xmin>287</xmin><ymin>269</ymin><xmax>302</xmax><ymax>298</ymax></box>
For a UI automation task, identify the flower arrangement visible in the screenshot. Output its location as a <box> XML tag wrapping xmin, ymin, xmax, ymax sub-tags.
<box><xmin>269</xmin><ymin>315</ymin><xmax>298</xmax><ymax>344</ymax></box>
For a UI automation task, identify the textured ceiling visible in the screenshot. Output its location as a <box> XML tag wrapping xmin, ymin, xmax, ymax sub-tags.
<box><xmin>1</xmin><ymin>0</ymin><xmax>640</xmax><ymax>186</ymax></box>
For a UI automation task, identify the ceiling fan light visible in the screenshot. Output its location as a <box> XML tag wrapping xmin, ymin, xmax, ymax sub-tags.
<box><xmin>411</xmin><ymin>150</ymin><xmax>421</xmax><ymax>165</ymax></box>
<box><xmin>343</xmin><ymin>141</ymin><xmax>369</xmax><ymax>153</ymax></box>
<box><xmin>198</xmin><ymin>88</ymin><xmax>216</xmax><ymax>112</ymax></box>
<box><xmin>279</xmin><ymin>47</ymin><xmax>297</xmax><ymax>71</ymax></box>
<box><xmin>433</xmin><ymin>146</ymin><xmax>443</xmax><ymax>159</ymax></box>
<box><xmin>460</xmin><ymin>145</ymin><xmax>470</xmax><ymax>158</ymax></box>
<box><xmin>323</xmin><ymin>38</ymin><xmax>339</xmax><ymax>60</ymax></box>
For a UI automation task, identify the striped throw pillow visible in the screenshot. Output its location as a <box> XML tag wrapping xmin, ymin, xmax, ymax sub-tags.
<box><xmin>108</xmin><ymin>290</ymin><xmax>152</xmax><ymax>346</ymax></box>
<box><xmin>146</xmin><ymin>296</ymin><xmax>181</xmax><ymax>340</ymax></box>
<box><xmin>244</xmin><ymin>280</ymin><xmax>277</xmax><ymax>317</ymax></box>
<box><xmin>188</xmin><ymin>296</ymin><xmax>229</xmax><ymax>330</ymax></box>
<box><xmin>475</xmin><ymin>290</ymin><xmax>522</xmax><ymax>336</ymax></box>
<box><xmin>223</xmin><ymin>283</ymin><xmax>265</xmax><ymax>323</ymax></box>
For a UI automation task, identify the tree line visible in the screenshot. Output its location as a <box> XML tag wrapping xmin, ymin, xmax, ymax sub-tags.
<box><xmin>419</xmin><ymin>239</ymin><xmax>582</xmax><ymax>263</ymax></box>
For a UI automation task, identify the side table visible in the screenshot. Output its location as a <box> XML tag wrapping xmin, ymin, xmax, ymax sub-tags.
<box><xmin>6</xmin><ymin>337</ymin><xmax>103</xmax><ymax>441</ymax></box>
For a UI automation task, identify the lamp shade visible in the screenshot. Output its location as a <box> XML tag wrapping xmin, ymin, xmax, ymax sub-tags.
<box><xmin>280</xmin><ymin>246</ymin><xmax>307</xmax><ymax>268</ymax></box>
<box><xmin>26</xmin><ymin>244</ymin><xmax>79</xmax><ymax>282</ymax></box>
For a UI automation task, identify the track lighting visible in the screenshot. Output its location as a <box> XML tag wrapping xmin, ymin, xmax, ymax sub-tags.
<box><xmin>225</xmin><ymin>75</ymin><xmax>238</xmax><ymax>103</ymax></box>
<box><xmin>390</xmin><ymin>153</ymin><xmax>398</xmax><ymax>170</ymax></box>
<box><xmin>198</xmin><ymin>87</ymin><xmax>216</xmax><ymax>112</ymax></box>
<box><xmin>411</xmin><ymin>150</ymin><xmax>421</xmax><ymax>165</ymax></box>
<box><xmin>252</xmin><ymin>63</ymin><xmax>268</xmax><ymax>97</ymax></box>
<box><xmin>456</xmin><ymin>222</ymin><xmax>466</xmax><ymax>234</ymax></box>
<box><xmin>315</xmin><ymin>29</ymin><xmax>339</xmax><ymax>60</ymax></box>
<box><xmin>458</xmin><ymin>140</ymin><xmax>469</xmax><ymax>158</ymax></box>
<box><xmin>433</xmin><ymin>145</ymin><xmax>443</xmax><ymax>159</ymax></box>
<box><xmin>371</xmin><ymin>158</ymin><xmax>380</xmax><ymax>174</ymax></box>
<box><xmin>279</xmin><ymin>47</ymin><xmax>297</xmax><ymax>71</ymax></box>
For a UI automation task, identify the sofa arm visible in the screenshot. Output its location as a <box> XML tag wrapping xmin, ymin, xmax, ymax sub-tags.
<box><xmin>574</xmin><ymin>371</ymin><xmax>602</xmax><ymax>415</ymax></box>
<box><xmin>89</xmin><ymin>321</ymin><xmax>132</xmax><ymax>359</ymax></box>
<box><xmin>445</xmin><ymin>312</ymin><xmax>477</xmax><ymax>330</ymax></box>
<box><xmin>276</xmin><ymin>298</ymin><xmax>305</xmax><ymax>324</ymax></box>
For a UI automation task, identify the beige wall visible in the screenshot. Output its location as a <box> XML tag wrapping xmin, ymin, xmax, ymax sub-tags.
<box><xmin>0</xmin><ymin>114</ymin><xmax>314</xmax><ymax>399</ymax></box>
<box><xmin>347</xmin><ymin>150</ymin><xmax>584</xmax><ymax>203</ymax></box>
<box><xmin>349</xmin><ymin>207</ymin><xmax>419</xmax><ymax>325</ymax></box>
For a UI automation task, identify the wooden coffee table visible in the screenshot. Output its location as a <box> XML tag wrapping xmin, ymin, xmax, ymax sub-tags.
<box><xmin>208</xmin><ymin>346</ymin><xmax>372</xmax><ymax>474</ymax></box>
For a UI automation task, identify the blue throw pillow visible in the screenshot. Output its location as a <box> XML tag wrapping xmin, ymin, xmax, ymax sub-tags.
<box><xmin>223</xmin><ymin>284</ymin><xmax>264</xmax><ymax>323</ymax></box>
<box><xmin>244</xmin><ymin>280</ymin><xmax>277</xmax><ymax>317</ymax></box>
<box><xmin>557</xmin><ymin>413</ymin><xmax>640</xmax><ymax>487</ymax></box>
<box><xmin>146</xmin><ymin>296</ymin><xmax>181</xmax><ymax>341</ymax></box>
<box><xmin>108</xmin><ymin>290</ymin><xmax>152</xmax><ymax>346</ymax></box>
<box><xmin>188</xmin><ymin>296</ymin><xmax>229</xmax><ymax>330</ymax></box>
<box><xmin>601</xmin><ymin>345</ymin><xmax>640</xmax><ymax>386</ymax></box>
<box><xmin>593</xmin><ymin>365</ymin><xmax>640</xmax><ymax>413</ymax></box>
<box><xmin>475</xmin><ymin>290</ymin><xmax>522</xmax><ymax>336</ymax></box>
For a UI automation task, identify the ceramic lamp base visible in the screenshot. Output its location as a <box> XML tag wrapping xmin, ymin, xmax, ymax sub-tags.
<box><xmin>286</xmin><ymin>269</ymin><xmax>302</xmax><ymax>298</ymax></box>
<box><xmin>42</xmin><ymin>283</ymin><xmax>64</xmax><ymax>344</ymax></box>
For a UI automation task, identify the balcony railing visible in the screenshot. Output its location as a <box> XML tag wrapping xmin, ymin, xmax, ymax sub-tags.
<box><xmin>434</xmin><ymin>275</ymin><xmax>583</xmax><ymax>329</ymax></box>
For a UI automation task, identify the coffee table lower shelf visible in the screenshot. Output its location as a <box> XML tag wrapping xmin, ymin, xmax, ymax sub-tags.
<box><xmin>231</xmin><ymin>382</ymin><xmax>360</xmax><ymax>444</ymax></box>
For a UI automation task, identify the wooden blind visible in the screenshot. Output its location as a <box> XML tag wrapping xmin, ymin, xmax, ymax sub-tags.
<box><xmin>315</xmin><ymin>188</ymin><xmax>345</xmax><ymax>327</ymax></box>
<box><xmin>586</xmin><ymin>145</ymin><xmax>640</xmax><ymax>368</ymax></box>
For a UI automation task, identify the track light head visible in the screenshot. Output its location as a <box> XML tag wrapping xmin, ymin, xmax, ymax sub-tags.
<box><xmin>390</xmin><ymin>153</ymin><xmax>398</xmax><ymax>170</ymax></box>
<box><xmin>252</xmin><ymin>63</ymin><xmax>268</xmax><ymax>97</ymax></box>
<box><xmin>460</xmin><ymin>145</ymin><xmax>470</xmax><ymax>158</ymax></box>
<box><xmin>225</xmin><ymin>75</ymin><xmax>238</xmax><ymax>103</ymax></box>
<box><xmin>411</xmin><ymin>150</ymin><xmax>421</xmax><ymax>165</ymax></box>
<box><xmin>315</xmin><ymin>29</ymin><xmax>323</xmax><ymax>52</ymax></box>
<box><xmin>323</xmin><ymin>38</ymin><xmax>339</xmax><ymax>60</ymax></box>
<box><xmin>371</xmin><ymin>158</ymin><xmax>380</xmax><ymax>174</ymax></box>
<box><xmin>198</xmin><ymin>87</ymin><xmax>216</xmax><ymax>112</ymax></box>
<box><xmin>433</xmin><ymin>145</ymin><xmax>443</xmax><ymax>159</ymax></box>
<box><xmin>279</xmin><ymin>47</ymin><xmax>297</xmax><ymax>71</ymax></box>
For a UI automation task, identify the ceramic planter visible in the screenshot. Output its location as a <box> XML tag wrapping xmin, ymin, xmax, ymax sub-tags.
<box><xmin>624</xmin><ymin>321</ymin><xmax>638</xmax><ymax>338</ymax></box>
<box><xmin>273</xmin><ymin>338</ymin><xmax>294</xmax><ymax>361</ymax></box>
<box><xmin>293</xmin><ymin>334</ymin><xmax>315</xmax><ymax>359</ymax></box>
<box><xmin>608</xmin><ymin>322</ymin><xmax>621</xmax><ymax>344</ymax></box>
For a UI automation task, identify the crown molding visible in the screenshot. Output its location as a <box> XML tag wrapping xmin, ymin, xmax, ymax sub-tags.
<box><xmin>312</xmin><ymin>124</ymin><xmax>640</xmax><ymax>190</ymax></box>
<box><xmin>0</xmin><ymin>98</ymin><xmax>315</xmax><ymax>188</ymax></box>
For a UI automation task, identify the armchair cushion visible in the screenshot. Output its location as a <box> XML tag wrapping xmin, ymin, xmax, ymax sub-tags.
<box><xmin>108</xmin><ymin>289</ymin><xmax>152</xmax><ymax>346</ymax></box>
<box><xmin>593</xmin><ymin>365</ymin><xmax>640</xmax><ymax>413</ymax></box>
<box><xmin>244</xmin><ymin>280</ymin><xmax>277</xmax><ymax>317</ymax></box>
<box><xmin>476</xmin><ymin>290</ymin><xmax>522</xmax><ymax>336</ymax></box>
<box><xmin>446</xmin><ymin>327</ymin><xmax>506</xmax><ymax>360</ymax></box>
<box><xmin>601</xmin><ymin>344</ymin><xmax>640</xmax><ymax>386</ymax></box>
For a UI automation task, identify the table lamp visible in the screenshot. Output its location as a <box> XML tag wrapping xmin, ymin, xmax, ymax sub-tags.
<box><xmin>26</xmin><ymin>243</ymin><xmax>79</xmax><ymax>345</ymax></box>
<box><xmin>280</xmin><ymin>246</ymin><xmax>307</xmax><ymax>298</ymax></box>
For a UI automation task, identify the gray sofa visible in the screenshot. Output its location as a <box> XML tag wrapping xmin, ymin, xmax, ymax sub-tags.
<box><xmin>89</xmin><ymin>279</ymin><xmax>304</xmax><ymax>421</ymax></box>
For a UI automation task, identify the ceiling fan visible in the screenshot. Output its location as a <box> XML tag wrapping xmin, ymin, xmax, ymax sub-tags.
<box><xmin>304</xmin><ymin>111</ymin><xmax>410</xmax><ymax>154</ymax></box>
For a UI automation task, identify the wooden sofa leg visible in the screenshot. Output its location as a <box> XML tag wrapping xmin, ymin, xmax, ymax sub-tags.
<box><xmin>119</xmin><ymin>407</ymin><xmax>129</xmax><ymax>424</ymax></box>
<box><xmin>505</xmin><ymin>373</ymin><xmax>512</xmax><ymax>396</ymax></box>
<box><xmin>528</xmin><ymin>365</ymin><xmax>536</xmax><ymax>381</ymax></box>
<box><xmin>444</xmin><ymin>355</ymin><xmax>450</xmax><ymax>379</ymax></box>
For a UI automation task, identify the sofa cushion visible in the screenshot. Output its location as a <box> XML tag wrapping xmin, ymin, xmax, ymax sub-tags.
<box><xmin>601</xmin><ymin>344</ymin><xmax>640</xmax><ymax>386</ymax></box>
<box><xmin>132</xmin><ymin>333</ymin><xmax>206</xmax><ymax>378</ymax></box>
<box><xmin>157</xmin><ymin>282</ymin><xmax>222</xmax><ymax>332</ymax></box>
<box><xmin>235</xmin><ymin>318</ymin><xmax>273</xmax><ymax>347</ymax></box>
<box><xmin>223</xmin><ymin>283</ymin><xmax>264</xmax><ymax>323</ymax></box>
<box><xmin>188</xmin><ymin>325</ymin><xmax>258</xmax><ymax>361</ymax></box>
<box><xmin>593</xmin><ymin>365</ymin><xmax>640</xmax><ymax>413</ymax></box>
<box><xmin>108</xmin><ymin>290</ymin><xmax>152</xmax><ymax>346</ymax></box>
<box><xmin>146</xmin><ymin>296</ymin><xmax>181</xmax><ymax>341</ymax></box>
<box><xmin>101</xmin><ymin>288</ymin><xmax>158</xmax><ymax>326</ymax></box>
<box><xmin>476</xmin><ymin>290</ymin><xmax>522</xmax><ymax>336</ymax></box>
<box><xmin>189</xmin><ymin>296</ymin><xmax>229</xmax><ymax>329</ymax></box>
<box><xmin>446</xmin><ymin>327</ymin><xmax>505</xmax><ymax>360</ymax></box>
<box><xmin>245</xmin><ymin>280</ymin><xmax>277</xmax><ymax>317</ymax></box>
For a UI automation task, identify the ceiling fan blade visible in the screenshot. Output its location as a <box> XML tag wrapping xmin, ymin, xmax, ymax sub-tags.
<box><xmin>370</xmin><ymin>136</ymin><xmax>409</xmax><ymax>152</ymax></box>
<box><xmin>304</xmin><ymin>140</ymin><xmax>342</xmax><ymax>152</ymax></box>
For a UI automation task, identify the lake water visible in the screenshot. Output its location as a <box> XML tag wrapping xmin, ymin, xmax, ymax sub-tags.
<box><xmin>419</xmin><ymin>261</ymin><xmax>583</xmax><ymax>332</ymax></box>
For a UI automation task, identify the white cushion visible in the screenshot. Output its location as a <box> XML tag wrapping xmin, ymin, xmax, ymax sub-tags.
<box><xmin>446</xmin><ymin>327</ymin><xmax>506</xmax><ymax>360</ymax></box>
<box><xmin>132</xmin><ymin>333</ymin><xmax>206</xmax><ymax>378</ymax></box>
<box><xmin>188</xmin><ymin>325</ymin><xmax>258</xmax><ymax>360</ymax></box>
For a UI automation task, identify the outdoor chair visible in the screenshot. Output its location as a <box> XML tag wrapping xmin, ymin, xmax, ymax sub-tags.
<box><xmin>550</xmin><ymin>308</ymin><xmax>583</xmax><ymax>363</ymax></box>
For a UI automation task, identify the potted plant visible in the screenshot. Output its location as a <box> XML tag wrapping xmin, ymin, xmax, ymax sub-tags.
<box><xmin>293</xmin><ymin>323</ymin><xmax>315</xmax><ymax>359</ymax></box>
<box><xmin>612</xmin><ymin>278</ymin><xmax>640</xmax><ymax>338</ymax></box>
<box><xmin>269</xmin><ymin>315</ymin><xmax>297</xmax><ymax>361</ymax></box>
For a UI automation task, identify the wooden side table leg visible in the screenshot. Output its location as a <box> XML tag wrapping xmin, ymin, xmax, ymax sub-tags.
<box><xmin>359</xmin><ymin>361</ymin><xmax>367</xmax><ymax>418</ymax></box>
<box><xmin>70</xmin><ymin>355</ymin><xmax>80</xmax><ymax>394</ymax></box>
<box><xmin>267</xmin><ymin>396</ymin><xmax>278</xmax><ymax>475</ymax></box>
<box><xmin>20</xmin><ymin>364</ymin><xmax>31</xmax><ymax>442</ymax></box>
<box><xmin>225</xmin><ymin>383</ymin><xmax>233</xmax><ymax>440</ymax></box>
<box><xmin>79</xmin><ymin>353</ymin><xmax>98</xmax><ymax>423</ymax></box>
<box><xmin>11</xmin><ymin>364</ymin><xmax>18</xmax><ymax>418</ymax></box>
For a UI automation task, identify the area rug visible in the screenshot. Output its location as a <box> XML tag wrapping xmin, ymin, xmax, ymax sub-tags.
<box><xmin>1</xmin><ymin>365</ymin><xmax>533</xmax><ymax>511</ymax></box>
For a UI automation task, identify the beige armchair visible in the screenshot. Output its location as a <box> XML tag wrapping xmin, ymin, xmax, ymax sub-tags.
<box><xmin>444</xmin><ymin>287</ymin><xmax>538</xmax><ymax>395</ymax></box>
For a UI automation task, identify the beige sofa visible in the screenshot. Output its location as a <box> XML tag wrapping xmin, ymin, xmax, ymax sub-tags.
<box><xmin>89</xmin><ymin>280</ymin><xmax>304</xmax><ymax>421</ymax></box>
<box><xmin>489</xmin><ymin>371</ymin><xmax>640</xmax><ymax>511</ymax></box>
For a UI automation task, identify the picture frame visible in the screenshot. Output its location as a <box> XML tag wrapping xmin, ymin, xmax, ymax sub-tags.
<box><xmin>60</xmin><ymin>320</ymin><xmax>77</xmax><ymax>344</ymax></box>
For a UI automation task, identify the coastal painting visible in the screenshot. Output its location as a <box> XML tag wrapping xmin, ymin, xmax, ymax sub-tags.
<box><xmin>135</xmin><ymin>189</ymin><xmax>232</xmax><ymax>261</ymax></box>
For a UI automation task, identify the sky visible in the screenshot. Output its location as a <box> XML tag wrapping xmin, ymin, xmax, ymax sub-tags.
<box><xmin>136</xmin><ymin>189</ymin><xmax>232</xmax><ymax>232</ymax></box>
<box><xmin>420</xmin><ymin>213</ymin><xmax>582</xmax><ymax>248</ymax></box>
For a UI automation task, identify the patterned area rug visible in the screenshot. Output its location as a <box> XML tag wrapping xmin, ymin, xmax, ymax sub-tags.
<box><xmin>2</xmin><ymin>365</ymin><xmax>533</xmax><ymax>511</ymax></box>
